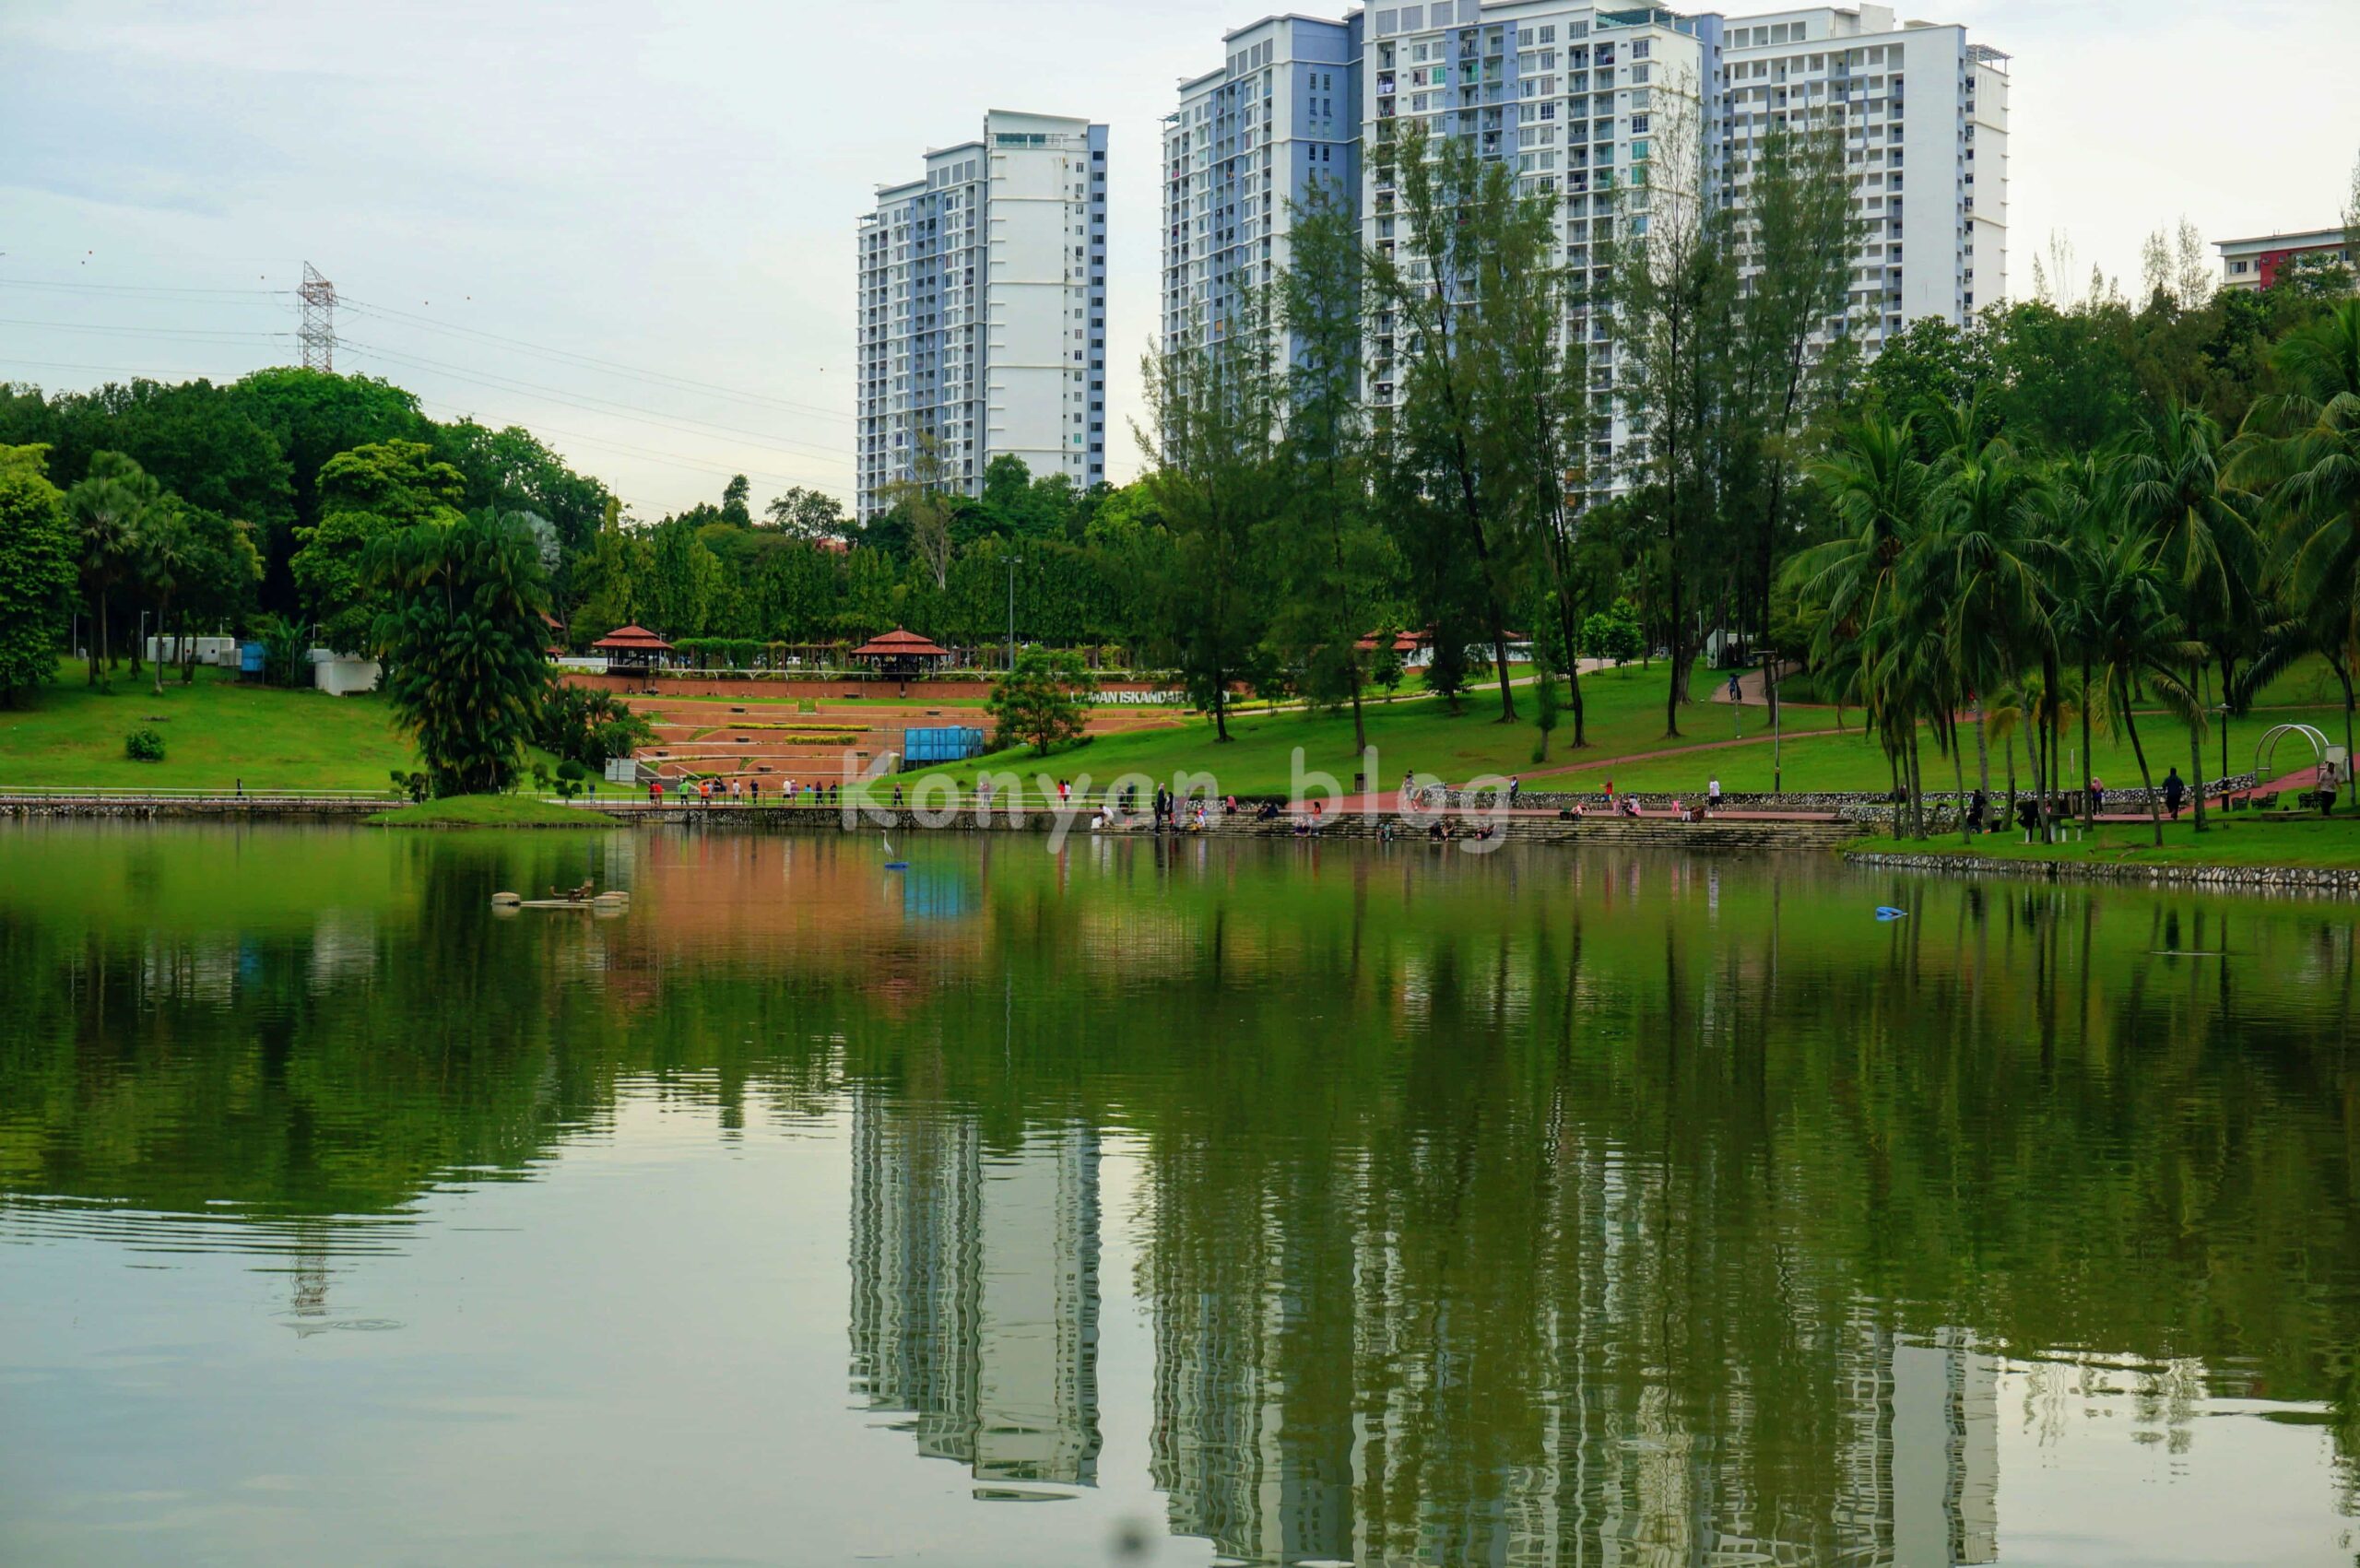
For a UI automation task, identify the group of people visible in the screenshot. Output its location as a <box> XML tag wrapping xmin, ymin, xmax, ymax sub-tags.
<box><xmin>646</xmin><ymin>776</ymin><xmax>841</xmax><ymax>808</ymax></box>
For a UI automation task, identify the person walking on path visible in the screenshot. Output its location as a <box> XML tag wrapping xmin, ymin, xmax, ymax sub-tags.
<box><xmin>1728</xmin><ymin>671</ymin><xmax>1743</xmax><ymax>704</ymax></box>
<box><xmin>2163</xmin><ymin>767</ymin><xmax>2186</xmax><ymax>821</ymax></box>
<box><xmin>1706</xmin><ymin>777</ymin><xmax>1722</xmax><ymax>813</ymax></box>
<box><xmin>1507</xmin><ymin>774</ymin><xmax>1522</xmax><ymax>808</ymax></box>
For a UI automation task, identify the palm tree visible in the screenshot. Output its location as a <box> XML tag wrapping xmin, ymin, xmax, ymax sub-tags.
<box><xmin>1988</xmin><ymin>668</ymin><xmax>2082</xmax><ymax>837</ymax></box>
<box><xmin>1790</xmin><ymin>414</ymin><xmax>1933</xmax><ymax>818</ymax></box>
<box><xmin>2080</xmin><ymin>528</ymin><xmax>2203</xmax><ymax>845</ymax></box>
<box><xmin>2121</xmin><ymin>403</ymin><xmax>2258</xmax><ymax>832</ymax></box>
<box><xmin>2235</xmin><ymin>298</ymin><xmax>2360</xmax><ymax>767</ymax></box>
<box><xmin>1790</xmin><ymin>415</ymin><xmax>1928</xmax><ymax>670</ymax></box>
<box><xmin>1911</xmin><ymin>425</ymin><xmax>2058</xmax><ymax>836</ymax></box>
<box><xmin>137</xmin><ymin>505</ymin><xmax>190</xmax><ymax>698</ymax></box>
<box><xmin>64</xmin><ymin>452</ymin><xmax>161</xmax><ymax>688</ymax></box>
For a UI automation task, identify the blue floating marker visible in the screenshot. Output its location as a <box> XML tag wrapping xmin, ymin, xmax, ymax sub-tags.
<box><xmin>883</xmin><ymin>832</ymin><xmax>908</xmax><ymax>871</ymax></box>
<box><xmin>1875</xmin><ymin>906</ymin><xmax>1908</xmax><ymax>921</ymax></box>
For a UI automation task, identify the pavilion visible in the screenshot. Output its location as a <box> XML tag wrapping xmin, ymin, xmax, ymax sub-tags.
<box><xmin>591</xmin><ymin>624</ymin><xmax>674</xmax><ymax>671</ymax></box>
<box><xmin>848</xmin><ymin>629</ymin><xmax>952</xmax><ymax>681</ymax></box>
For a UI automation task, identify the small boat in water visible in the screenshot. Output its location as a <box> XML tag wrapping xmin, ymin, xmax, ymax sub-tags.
<box><xmin>491</xmin><ymin>889</ymin><xmax>631</xmax><ymax>914</ymax></box>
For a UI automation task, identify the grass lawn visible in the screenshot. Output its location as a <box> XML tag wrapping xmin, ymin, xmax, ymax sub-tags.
<box><xmin>369</xmin><ymin>795</ymin><xmax>611</xmax><ymax>829</ymax></box>
<box><xmin>1856</xmin><ymin>809</ymin><xmax>2360</xmax><ymax>871</ymax></box>
<box><xmin>875</xmin><ymin>664</ymin><xmax>1847</xmax><ymax>803</ymax></box>
<box><xmin>1590</xmin><ymin>703</ymin><xmax>2355</xmax><ymax>796</ymax></box>
<box><xmin>0</xmin><ymin>659</ymin><xmax>419</xmax><ymax>792</ymax></box>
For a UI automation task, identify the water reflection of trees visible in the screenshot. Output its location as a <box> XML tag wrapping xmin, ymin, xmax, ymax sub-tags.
<box><xmin>3</xmin><ymin>834</ymin><xmax>2356</xmax><ymax>1561</ymax></box>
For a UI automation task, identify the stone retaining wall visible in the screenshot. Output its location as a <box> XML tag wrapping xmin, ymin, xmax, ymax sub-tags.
<box><xmin>1413</xmin><ymin>777</ymin><xmax>2255</xmax><ymax>815</ymax></box>
<box><xmin>0</xmin><ymin>796</ymin><xmax>395</xmax><ymax>820</ymax></box>
<box><xmin>1845</xmin><ymin>849</ymin><xmax>2360</xmax><ymax>897</ymax></box>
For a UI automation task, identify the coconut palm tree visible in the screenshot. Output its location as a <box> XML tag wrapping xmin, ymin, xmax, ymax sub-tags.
<box><xmin>1910</xmin><ymin>425</ymin><xmax>2059</xmax><ymax>835</ymax></box>
<box><xmin>2235</xmin><ymin>298</ymin><xmax>2360</xmax><ymax>767</ymax></box>
<box><xmin>1791</xmin><ymin>414</ymin><xmax>1935</xmax><ymax>819</ymax></box>
<box><xmin>2080</xmin><ymin>527</ymin><xmax>2203</xmax><ymax>846</ymax></box>
<box><xmin>2121</xmin><ymin>403</ymin><xmax>2258</xmax><ymax>831</ymax></box>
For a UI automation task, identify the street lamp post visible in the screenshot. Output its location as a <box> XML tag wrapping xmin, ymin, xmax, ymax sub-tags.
<box><xmin>1005</xmin><ymin>554</ymin><xmax>1022</xmax><ymax>673</ymax></box>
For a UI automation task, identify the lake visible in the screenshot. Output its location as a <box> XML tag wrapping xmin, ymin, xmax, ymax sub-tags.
<box><xmin>2</xmin><ymin>821</ymin><xmax>2356</xmax><ymax>1567</ymax></box>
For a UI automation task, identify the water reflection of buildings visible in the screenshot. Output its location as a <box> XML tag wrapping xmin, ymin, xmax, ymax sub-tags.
<box><xmin>847</xmin><ymin>1089</ymin><xmax>1102</xmax><ymax>1486</ymax></box>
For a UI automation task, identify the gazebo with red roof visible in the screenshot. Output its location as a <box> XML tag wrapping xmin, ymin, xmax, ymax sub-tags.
<box><xmin>590</xmin><ymin>623</ymin><xmax>674</xmax><ymax>670</ymax></box>
<box><xmin>848</xmin><ymin>628</ymin><xmax>952</xmax><ymax>680</ymax></box>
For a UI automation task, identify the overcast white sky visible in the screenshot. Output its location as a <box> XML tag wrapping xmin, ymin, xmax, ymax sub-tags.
<box><xmin>3</xmin><ymin>1</ymin><xmax>2354</xmax><ymax>520</ymax></box>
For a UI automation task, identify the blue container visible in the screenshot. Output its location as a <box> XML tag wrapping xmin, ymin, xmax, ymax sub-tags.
<box><xmin>239</xmin><ymin>642</ymin><xmax>266</xmax><ymax>674</ymax></box>
<box><xmin>903</xmin><ymin>726</ymin><xmax>984</xmax><ymax>766</ymax></box>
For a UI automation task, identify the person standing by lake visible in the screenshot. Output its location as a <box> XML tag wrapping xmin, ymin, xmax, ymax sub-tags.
<box><xmin>2163</xmin><ymin>767</ymin><xmax>2186</xmax><ymax>820</ymax></box>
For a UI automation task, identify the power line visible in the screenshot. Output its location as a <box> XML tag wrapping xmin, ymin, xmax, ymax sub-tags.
<box><xmin>336</xmin><ymin>294</ymin><xmax>854</xmax><ymax>423</ymax></box>
<box><xmin>0</xmin><ymin>316</ymin><xmax>288</xmax><ymax>343</ymax></box>
<box><xmin>407</xmin><ymin>395</ymin><xmax>853</xmax><ymax>506</ymax></box>
<box><xmin>0</xmin><ymin>354</ymin><xmax>274</xmax><ymax>379</ymax></box>
<box><xmin>339</xmin><ymin>337</ymin><xmax>854</xmax><ymax>471</ymax></box>
<box><xmin>0</xmin><ymin>277</ymin><xmax>288</xmax><ymax>300</ymax></box>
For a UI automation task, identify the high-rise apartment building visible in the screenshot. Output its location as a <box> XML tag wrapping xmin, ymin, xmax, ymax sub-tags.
<box><xmin>1163</xmin><ymin>15</ymin><xmax>1364</xmax><ymax>364</ymax></box>
<box><xmin>1163</xmin><ymin>3</ymin><xmax>2006</xmax><ymax>480</ymax></box>
<box><xmin>856</xmin><ymin>111</ymin><xmax>1108</xmax><ymax>521</ymax></box>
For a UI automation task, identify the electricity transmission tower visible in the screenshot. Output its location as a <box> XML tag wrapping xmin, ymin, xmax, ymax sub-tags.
<box><xmin>298</xmin><ymin>262</ymin><xmax>336</xmax><ymax>371</ymax></box>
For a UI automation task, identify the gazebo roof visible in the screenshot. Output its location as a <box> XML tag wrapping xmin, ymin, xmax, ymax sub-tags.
<box><xmin>592</xmin><ymin>623</ymin><xmax>673</xmax><ymax>652</ymax></box>
<box><xmin>849</xmin><ymin>628</ymin><xmax>950</xmax><ymax>659</ymax></box>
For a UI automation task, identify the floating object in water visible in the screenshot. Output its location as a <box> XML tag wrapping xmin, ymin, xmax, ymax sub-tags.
<box><xmin>883</xmin><ymin>831</ymin><xmax>908</xmax><ymax>871</ymax></box>
<box><xmin>1874</xmin><ymin>906</ymin><xmax>1908</xmax><ymax>921</ymax></box>
<box><xmin>490</xmin><ymin>891</ymin><xmax>522</xmax><ymax>907</ymax></box>
<box><xmin>2150</xmin><ymin>949</ymin><xmax>2224</xmax><ymax>958</ymax></box>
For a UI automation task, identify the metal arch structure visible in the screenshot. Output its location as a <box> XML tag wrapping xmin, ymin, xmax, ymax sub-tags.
<box><xmin>2251</xmin><ymin>723</ymin><xmax>2329</xmax><ymax>792</ymax></box>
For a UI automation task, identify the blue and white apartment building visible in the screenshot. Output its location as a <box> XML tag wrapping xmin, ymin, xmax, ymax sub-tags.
<box><xmin>1163</xmin><ymin>2</ymin><xmax>2007</xmax><ymax>487</ymax></box>
<box><xmin>1163</xmin><ymin>14</ymin><xmax>1366</xmax><ymax>363</ymax></box>
<box><xmin>857</xmin><ymin>111</ymin><xmax>1109</xmax><ymax>521</ymax></box>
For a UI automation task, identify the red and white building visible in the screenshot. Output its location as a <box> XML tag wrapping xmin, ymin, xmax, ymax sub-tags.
<box><xmin>2215</xmin><ymin>228</ymin><xmax>2355</xmax><ymax>291</ymax></box>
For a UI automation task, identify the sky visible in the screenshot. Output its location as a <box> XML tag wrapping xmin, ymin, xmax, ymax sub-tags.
<box><xmin>2</xmin><ymin>0</ymin><xmax>2355</xmax><ymax>522</ymax></box>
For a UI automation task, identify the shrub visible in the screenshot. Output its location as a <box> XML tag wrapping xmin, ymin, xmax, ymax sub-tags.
<box><xmin>124</xmin><ymin>727</ymin><xmax>166</xmax><ymax>762</ymax></box>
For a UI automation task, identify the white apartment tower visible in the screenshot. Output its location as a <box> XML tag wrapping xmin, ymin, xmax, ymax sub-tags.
<box><xmin>1163</xmin><ymin>15</ymin><xmax>1364</xmax><ymax>364</ymax></box>
<box><xmin>1171</xmin><ymin>3</ymin><xmax>2005</xmax><ymax>485</ymax></box>
<box><xmin>1721</xmin><ymin>6</ymin><xmax>2009</xmax><ymax>340</ymax></box>
<box><xmin>856</xmin><ymin>111</ymin><xmax>1109</xmax><ymax>521</ymax></box>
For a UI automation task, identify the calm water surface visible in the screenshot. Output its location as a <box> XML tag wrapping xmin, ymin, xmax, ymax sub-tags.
<box><xmin>2</xmin><ymin>822</ymin><xmax>2356</xmax><ymax>1567</ymax></box>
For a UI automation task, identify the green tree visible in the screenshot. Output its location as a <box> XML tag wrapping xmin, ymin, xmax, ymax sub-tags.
<box><xmin>987</xmin><ymin>647</ymin><xmax>1097</xmax><ymax>756</ymax></box>
<box><xmin>2122</xmin><ymin>402</ymin><xmax>2258</xmax><ymax>831</ymax></box>
<box><xmin>135</xmin><ymin>501</ymin><xmax>193</xmax><ymax>696</ymax></box>
<box><xmin>643</xmin><ymin>517</ymin><xmax>721</xmax><ymax>638</ymax></box>
<box><xmin>171</xmin><ymin>506</ymin><xmax>264</xmax><ymax>683</ymax></box>
<box><xmin>0</xmin><ymin>444</ymin><xmax>76</xmax><ymax>706</ymax></box>
<box><xmin>1139</xmin><ymin>296</ymin><xmax>1280</xmax><ymax>742</ymax></box>
<box><xmin>230</xmin><ymin>368</ymin><xmax>427</xmax><ymax>599</ymax></box>
<box><xmin>720</xmin><ymin>474</ymin><xmax>752</xmax><ymax>527</ymax></box>
<box><xmin>762</xmin><ymin>486</ymin><xmax>849</xmax><ymax>541</ymax></box>
<box><xmin>65</xmin><ymin>450</ymin><xmax>164</xmax><ymax>687</ymax></box>
<box><xmin>367</xmin><ymin>507</ymin><xmax>552</xmax><ymax>796</ymax></box>
<box><xmin>291</xmin><ymin>440</ymin><xmax>467</xmax><ymax>654</ymax></box>
<box><xmin>536</xmin><ymin>684</ymin><xmax>654</xmax><ymax>770</ymax></box>
<box><xmin>1580</xmin><ymin>597</ymin><xmax>1645</xmax><ymax>666</ymax></box>
<box><xmin>431</xmin><ymin>419</ymin><xmax>614</xmax><ymax>571</ymax></box>
<box><xmin>1369</xmin><ymin>121</ymin><xmax>1552</xmax><ymax>725</ymax></box>
<box><xmin>1270</xmin><ymin>177</ymin><xmax>1395</xmax><ymax>752</ymax></box>
<box><xmin>2079</xmin><ymin>526</ymin><xmax>2201</xmax><ymax>845</ymax></box>
<box><xmin>2238</xmin><ymin>300</ymin><xmax>2360</xmax><ymax>764</ymax></box>
<box><xmin>1600</xmin><ymin>73</ymin><xmax>1740</xmax><ymax>737</ymax></box>
<box><xmin>1723</xmin><ymin>123</ymin><xmax>1863</xmax><ymax>732</ymax></box>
